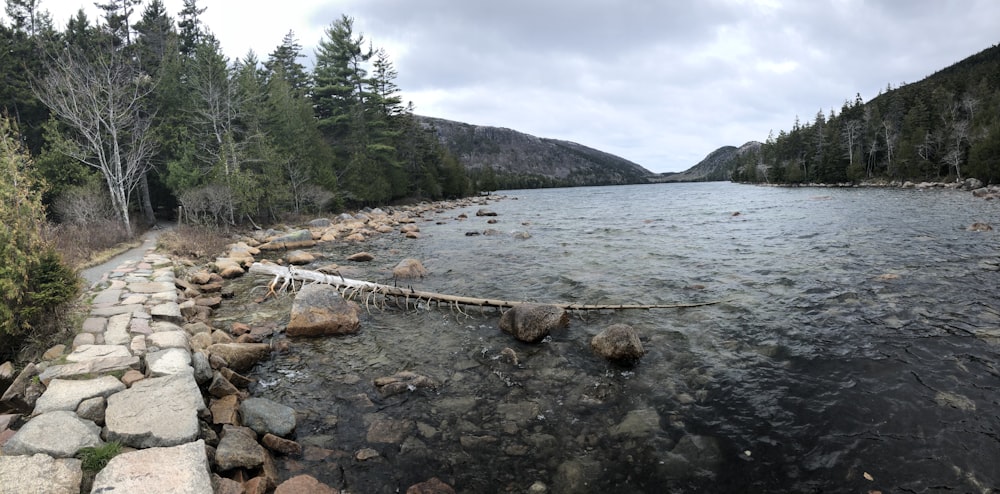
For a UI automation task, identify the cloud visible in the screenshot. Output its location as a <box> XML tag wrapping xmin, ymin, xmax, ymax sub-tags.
<box><xmin>21</xmin><ymin>0</ymin><xmax>1000</xmax><ymax>172</ymax></box>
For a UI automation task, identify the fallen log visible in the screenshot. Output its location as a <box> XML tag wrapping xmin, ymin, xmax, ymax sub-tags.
<box><xmin>248</xmin><ymin>262</ymin><xmax>724</xmax><ymax>312</ymax></box>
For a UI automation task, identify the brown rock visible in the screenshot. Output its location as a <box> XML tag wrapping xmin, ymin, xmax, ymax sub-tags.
<box><xmin>121</xmin><ymin>369</ymin><xmax>145</xmax><ymax>387</ymax></box>
<box><xmin>196</xmin><ymin>296</ymin><xmax>223</xmax><ymax>308</ymax></box>
<box><xmin>591</xmin><ymin>324</ymin><xmax>645</xmax><ymax>362</ymax></box>
<box><xmin>244</xmin><ymin>476</ymin><xmax>268</xmax><ymax>494</ymax></box>
<box><xmin>213</xmin><ymin>476</ymin><xmax>244</xmax><ymax>494</ymax></box>
<box><xmin>208</xmin><ymin>343</ymin><xmax>272</xmax><ymax>373</ymax></box>
<box><xmin>190</xmin><ymin>271</ymin><xmax>212</xmax><ymax>285</ymax></box>
<box><xmin>275</xmin><ymin>475</ymin><xmax>338</xmax><ymax>494</ymax></box>
<box><xmin>400</xmin><ymin>224</ymin><xmax>420</xmax><ymax>234</ymax></box>
<box><xmin>346</xmin><ymin>251</ymin><xmax>374</xmax><ymax>262</ymax></box>
<box><xmin>215</xmin><ymin>258</ymin><xmax>245</xmax><ymax>279</ymax></box>
<box><xmin>0</xmin><ymin>363</ymin><xmax>37</xmax><ymax>413</ymax></box>
<box><xmin>344</xmin><ymin>233</ymin><xmax>365</xmax><ymax>242</ymax></box>
<box><xmin>355</xmin><ymin>448</ymin><xmax>380</xmax><ymax>461</ymax></box>
<box><xmin>286</xmin><ymin>284</ymin><xmax>361</xmax><ymax>337</ymax></box>
<box><xmin>212</xmin><ymin>330</ymin><xmax>235</xmax><ymax>344</ymax></box>
<box><xmin>211</xmin><ymin>395</ymin><xmax>240</xmax><ymax>425</ymax></box>
<box><xmin>220</xmin><ymin>367</ymin><xmax>254</xmax><ymax>388</ymax></box>
<box><xmin>230</xmin><ymin>322</ymin><xmax>251</xmax><ymax>336</ymax></box>
<box><xmin>499</xmin><ymin>304</ymin><xmax>569</xmax><ymax>343</ymax></box>
<box><xmin>393</xmin><ymin>258</ymin><xmax>428</xmax><ymax>279</ymax></box>
<box><xmin>405</xmin><ymin>231</ymin><xmax>421</xmax><ymax>239</ymax></box>
<box><xmin>262</xmin><ymin>433</ymin><xmax>302</xmax><ymax>456</ymax></box>
<box><xmin>968</xmin><ymin>222</ymin><xmax>993</xmax><ymax>232</ymax></box>
<box><xmin>42</xmin><ymin>344</ymin><xmax>66</xmax><ymax>361</ymax></box>
<box><xmin>406</xmin><ymin>477</ymin><xmax>456</xmax><ymax>494</ymax></box>
<box><xmin>286</xmin><ymin>250</ymin><xmax>316</xmax><ymax>265</ymax></box>
<box><xmin>200</xmin><ymin>282</ymin><xmax>223</xmax><ymax>293</ymax></box>
<box><xmin>209</xmin><ymin>372</ymin><xmax>240</xmax><ymax>398</ymax></box>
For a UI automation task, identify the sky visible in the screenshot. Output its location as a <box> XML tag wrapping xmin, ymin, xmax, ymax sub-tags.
<box><xmin>18</xmin><ymin>0</ymin><xmax>1000</xmax><ymax>173</ymax></box>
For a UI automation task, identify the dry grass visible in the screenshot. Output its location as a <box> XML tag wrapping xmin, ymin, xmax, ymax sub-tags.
<box><xmin>157</xmin><ymin>225</ymin><xmax>234</xmax><ymax>262</ymax></box>
<box><xmin>43</xmin><ymin>220</ymin><xmax>133</xmax><ymax>269</ymax></box>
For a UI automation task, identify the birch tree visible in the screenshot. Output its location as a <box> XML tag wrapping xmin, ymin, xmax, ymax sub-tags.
<box><xmin>34</xmin><ymin>49</ymin><xmax>156</xmax><ymax>236</ymax></box>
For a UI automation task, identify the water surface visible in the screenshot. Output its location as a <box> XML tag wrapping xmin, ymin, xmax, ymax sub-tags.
<box><xmin>219</xmin><ymin>182</ymin><xmax>1000</xmax><ymax>493</ymax></box>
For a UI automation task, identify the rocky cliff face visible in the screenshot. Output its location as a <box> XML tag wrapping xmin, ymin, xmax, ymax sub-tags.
<box><xmin>654</xmin><ymin>141</ymin><xmax>762</xmax><ymax>182</ymax></box>
<box><xmin>416</xmin><ymin>116</ymin><xmax>655</xmax><ymax>187</ymax></box>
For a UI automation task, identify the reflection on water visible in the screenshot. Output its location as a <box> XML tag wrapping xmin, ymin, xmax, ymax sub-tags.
<box><xmin>217</xmin><ymin>183</ymin><xmax>1000</xmax><ymax>493</ymax></box>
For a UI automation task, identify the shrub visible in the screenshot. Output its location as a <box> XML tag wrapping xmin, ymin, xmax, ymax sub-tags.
<box><xmin>0</xmin><ymin>116</ymin><xmax>80</xmax><ymax>361</ymax></box>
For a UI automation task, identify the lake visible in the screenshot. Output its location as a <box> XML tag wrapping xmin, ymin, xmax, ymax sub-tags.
<box><xmin>218</xmin><ymin>182</ymin><xmax>1000</xmax><ymax>493</ymax></box>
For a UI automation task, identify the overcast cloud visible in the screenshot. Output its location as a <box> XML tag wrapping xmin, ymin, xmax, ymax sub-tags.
<box><xmin>23</xmin><ymin>0</ymin><xmax>1000</xmax><ymax>172</ymax></box>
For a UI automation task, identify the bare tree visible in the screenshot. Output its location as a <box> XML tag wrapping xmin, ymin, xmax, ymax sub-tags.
<box><xmin>34</xmin><ymin>49</ymin><xmax>156</xmax><ymax>236</ymax></box>
<box><xmin>841</xmin><ymin>119</ymin><xmax>862</xmax><ymax>169</ymax></box>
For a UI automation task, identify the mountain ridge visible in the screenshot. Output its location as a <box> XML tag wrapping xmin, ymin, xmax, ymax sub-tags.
<box><xmin>416</xmin><ymin>116</ymin><xmax>656</xmax><ymax>188</ymax></box>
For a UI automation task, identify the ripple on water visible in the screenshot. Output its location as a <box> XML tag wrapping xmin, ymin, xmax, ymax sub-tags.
<box><xmin>216</xmin><ymin>183</ymin><xmax>1000</xmax><ymax>493</ymax></box>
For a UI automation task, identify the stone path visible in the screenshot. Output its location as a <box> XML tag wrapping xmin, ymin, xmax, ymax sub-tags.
<box><xmin>0</xmin><ymin>252</ymin><xmax>212</xmax><ymax>494</ymax></box>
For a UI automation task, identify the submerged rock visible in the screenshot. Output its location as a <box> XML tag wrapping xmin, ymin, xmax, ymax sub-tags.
<box><xmin>286</xmin><ymin>284</ymin><xmax>361</xmax><ymax>337</ymax></box>
<box><xmin>406</xmin><ymin>477</ymin><xmax>456</xmax><ymax>494</ymax></box>
<box><xmin>499</xmin><ymin>304</ymin><xmax>568</xmax><ymax>343</ymax></box>
<box><xmin>590</xmin><ymin>324</ymin><xmax>645</xmax><ymax>362</ymax></box>
<box><xmin>206</xmin><ymin>343</ymin><xmax>271</xmax><ymax>373</ymax></box>
<box><xmin>240</xmin><ymin>397</ymin><xmax>297</xmax><ymax>438</ymax></box>
<box><xmin>374</xmin><ymin>371</ymin><xmax>437</xmax><ymax>397</ymax></box>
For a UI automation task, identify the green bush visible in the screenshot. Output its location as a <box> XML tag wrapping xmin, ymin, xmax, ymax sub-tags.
<box><xmin>0</xmin><ymin>116</ymin><xmax>79</xmax><ymax>361</ymax></box>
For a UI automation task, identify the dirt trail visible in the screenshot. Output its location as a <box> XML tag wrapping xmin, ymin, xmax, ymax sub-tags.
<box><xmin>79</xmin><ymin>224</ymin><xmax>172</xmax><ymax>287</ymax></box>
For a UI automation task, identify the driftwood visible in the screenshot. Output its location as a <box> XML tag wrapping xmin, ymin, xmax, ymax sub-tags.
<box><xmin>248</xmin><ymin>262</ymin><xmax>723</xmax><ymax>312</ymax></box>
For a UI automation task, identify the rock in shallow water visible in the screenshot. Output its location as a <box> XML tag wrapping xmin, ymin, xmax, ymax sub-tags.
<box><xmin>239</xmin><ymin>397</ymin><xmax>296</xmax><ymax>438</ymax></box>
<box><xmin>590</xmin><ymin>324</ymin><xmax>645</xmax><ymax>362</ymax></box>
<box><xmin>499</xmin><ymin>304</ymin><xmax>568</xmax><ymax>343</ymax></box>
<box><xmin>286</xmin><ymin>284</ymin><xmax>360</xmax><ymax>337</ymax></box>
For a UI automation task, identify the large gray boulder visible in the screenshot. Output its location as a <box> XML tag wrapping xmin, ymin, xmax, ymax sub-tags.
<box><xmin>2</xmin><ymin>410</ymin><xmax>102</xmax><ymax>458</ymax></box>
<box><xmin>499</xmin><ymin>304</ymin><xmax>568</xmax><ymax>343</ymax></box>
<box><xmin>0</xmin><ymin>454</ymin><xmax>82</xmax><ymax>494</ymax></box>
<box><xmin>105</xmin><ymin>373</ymin><xmax>205</xmax><ymax>448</ymax></box>
<box><xmin>91</xmin><ymin>440</ymin><xmax>212</xmax><ymax>494</ymax></box>
<box><xmin>590</xmin><ymin>324</ymin><xmax>645</xmax><ymax>362</ymax></box>
<box><xmin>286</xmin><ymin>284</ymin><xmax>361</xmax><ymax>337</ymax></box>
<box><xmin>239</xmin><ymin>397</ymin><xmax>296</xmax><ymax>438</ymax></box>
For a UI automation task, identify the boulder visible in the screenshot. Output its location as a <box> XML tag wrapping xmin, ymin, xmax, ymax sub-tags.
<box><xmin>406</xmin><ymin>477</ymin><xmax>456</xmax><ymax>494</ymax></box>
<box><xmin>286</xmin><ymin>284</ymin><xmax>361</xmax><ymax>337</ymax></box>
<box><xmin>393</xmin><ymin>258</ymin><xmax>428</xmax><ymax>279</ymax></box>
<box><xmin>214</xmin><ymin>258</ymin><xmax>245</xmax><ymax>279</ymax></box>
<box><xmin>347</xmin><ymin>251</ymin><xmax>374</xmax><ymax>262</ymax></box>
<box><xmin>308</xmin><ymin>218</ymin><xmax>331</xmax><ymax>228</ymax></box>
<box><xmin>206</xmin><ymin>343</ymin><xmax>271</xmax><ymax>373</ymax></box>
<box><xmin>3</xmin><ymin>410</ymin><xmax>103</xmax><ymax>458</ymax></box>
<box><xmin>499</xmin><ymin>304</ymin><xmax>568</xmax><ymax>343</ymax></box>
<box><xmin>210</xmin><ymin>395</ymin><xmax>240</xmax><ymax>425</ymax></box>
<box><xmin>215</xmin><ymin>425</ymin><xmax>266</xmax><ymax>471</ymax></box>
<box><xmin>475</xmin><ymin>208</ymin><xmax>497</xmax><ymax>217</ymax></box>
<box><xmin>590</xmin><ymin>324</ymin><xmax>645</xmax><ymax>362</ymax></box>
<box><xmin>286</xmin><ymin>250</ymin><xmax>316</xmax><ymax>265</ymax></box>
<box><xmin>968</xmin><ymin>222</ymin><xmax>993</xmax><ymax>232</ymax></box>
<box><xmin>275</xmin><ymin>475</ymin><xmax>337</xmax><ymax>494</ymax></box>
<box><xmin>239</xmin><ymin>397</ymin><xmax>296</xmax><ymax>437</ymax></box>
<box><xmin>963</xmin><ymin>177</ymin><xmax>984</xmax><ymax>190</ymax></box>
<box><xmin>0</xmin><ymin>454</ymin><xmax>82</xmax><ymax>494</ymax></box>
<box><xmin>258</xmin><ymin>230</ymin><xmax>316</xmax><ymax>251</ymax></box>
<box><xmin>91</xmin><ymin>440</ymin><xmax>212</xmax><ymax>494</ymax></box>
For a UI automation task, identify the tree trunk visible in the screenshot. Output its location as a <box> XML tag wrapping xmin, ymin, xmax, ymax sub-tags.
<box><xmin>248</xmin><ymin>263</ymin><xmax>724</xmax><ymax>312</ymax></box>
<box><xmin>139</xmin><ymin>172</ymin><xmax>156</xmax><ymax>227</ymax></box>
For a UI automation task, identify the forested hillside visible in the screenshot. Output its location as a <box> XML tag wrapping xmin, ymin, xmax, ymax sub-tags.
<box><xmin>0</xmin><ymin>1</ymin><xmax>471</xmax><ymax>236</ymax></box>
<box><xmin>730</xmin><ymin>43</ymin><xmax>1000</xmax><ymax>185</ymax></box>
<box><xmin>419</xmin><ymin>116</ymin><xmax>655</xmax><ymax>189</ymax></box>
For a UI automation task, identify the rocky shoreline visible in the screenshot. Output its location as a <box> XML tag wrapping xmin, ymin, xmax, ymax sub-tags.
<box><xmin>0</xmin><ymin>197</ymin><xmax>512</xmax><ymax>494</ymax></box>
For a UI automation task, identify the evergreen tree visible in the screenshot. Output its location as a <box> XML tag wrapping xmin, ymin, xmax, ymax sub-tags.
<box><xmin>265</xmin><ymin>30</ymin><xmax>310</xmax><ymax>96</ymax></box>
<box><xmin>177</xmin><ymin>0</ymin><xmax>205</xmax><ymax>56</ymax></box>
